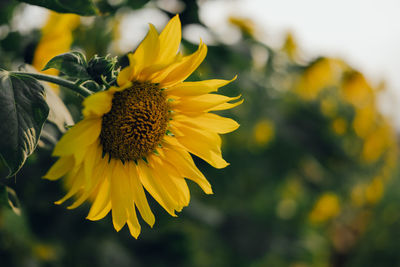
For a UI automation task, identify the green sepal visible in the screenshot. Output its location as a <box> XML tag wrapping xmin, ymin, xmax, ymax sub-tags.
<box><xmin>166</xmin><ymin>130</ymin><xmax>175</xmax><ymax>137</ymax></box>
<box><xmin>87</xmin><ymin>54</ymin><xmax>119</xmax><ymax>86</ymax></box>
<box><xmin>43</xmin><ymin>51</ymin><xmax>91</xmax><ymax>80</ymax></box>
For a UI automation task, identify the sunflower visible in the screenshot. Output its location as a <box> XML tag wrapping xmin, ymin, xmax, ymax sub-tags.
<box><xmin>33</xmin><ymin>12</ymin><xmax>80</xmax><ymax>74</ymax></box>
<box><xmin>44</xmin><ymin>15</ymin><xmax>242</xmax><ymax>238</ymax></box>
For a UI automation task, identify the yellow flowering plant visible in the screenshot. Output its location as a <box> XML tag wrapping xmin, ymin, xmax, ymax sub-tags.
<box><xmin>0</xmin><ymin>15</ymin><xmax>242</xmax><ymax>238</ymax></box>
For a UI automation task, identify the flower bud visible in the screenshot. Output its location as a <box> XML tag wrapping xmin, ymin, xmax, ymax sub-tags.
<box><xmin>86</xmin><ymin>54</ymin><xmax>118</xmax><ymax>85</ymax></box>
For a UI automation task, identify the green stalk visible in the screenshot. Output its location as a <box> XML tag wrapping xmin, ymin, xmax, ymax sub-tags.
<box><xmin>11</xmin><ymin>72</ymin><xmax>92</xmax><ymax>97</ymax></box>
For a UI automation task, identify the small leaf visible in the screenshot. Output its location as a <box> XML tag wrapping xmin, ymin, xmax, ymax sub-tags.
<box><xmin>43</xmin><ymin>51</ymin><xmax>91</xmax><ymax>80</ymax></box>
<box><xmin>0</xmin><ymin>70</ymin><xmax>49</xmax><ymax>177</ymax></box>
<box><xmin>0</xmin><ymin>184</ymin><xmax>21</xmax><ymax>215</ymax></box>
<box><xmin>18</xmin><ymin>0</ymin><xmax>98</xmax><ymax>16</ymax></box>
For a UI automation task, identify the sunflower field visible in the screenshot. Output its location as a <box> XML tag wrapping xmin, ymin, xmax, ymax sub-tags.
<box><xmin>0</xmin><ymin>1</ymin><xmax>399</xmax><ymax>266</ymax></box>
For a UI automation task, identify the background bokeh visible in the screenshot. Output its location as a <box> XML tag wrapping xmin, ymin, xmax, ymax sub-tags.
<box><xmin>1</xmin><ymin>0</ymin><xmax>399</xmax><ymax>266</ymax></box>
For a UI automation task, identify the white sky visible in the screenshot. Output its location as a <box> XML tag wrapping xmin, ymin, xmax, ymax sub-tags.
<box><xmin>200</xmin><ymin>0</ymin><xmax>400</xmax><ymax>126</ymax></box>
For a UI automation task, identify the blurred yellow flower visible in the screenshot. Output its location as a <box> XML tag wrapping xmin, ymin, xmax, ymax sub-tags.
<box><xmin>44</xmin><ymin>15</ymin><xmax>242</xmax><ymax>238</ymax></box>
<box><xmin>33</xmin><ymin>12</ymin><xmax>80</xmax><ymax>76</ymax></box>
<box><xmin>340</xmin><ymin>71</ymin><xmax>373</xmax><ymax>108</ymax></box>
<box><xmin>362</xmin><ymin>122</ymin><xmax>391</xmax><ymax>163</ymax></box>
<box><xmin>228</xmin><ymin>16</ymin><xmax>256</xmax><ymax>37</ymax></box>
<box><xmin>281</xmin><ymin>32</ymin><xmax>298</xmax><ymax>61</ymax></box>
<box><xmin>110</xmin><ymin>14</ymin><xmax>123</xmax><ymax>54</ymax></box>
<box><xmin>331</xmin><ymin>117</ymin><xmax>347</xmax><ymax>135</ymax></box>
<box><xmin>253</xmin><ymin>119</ymin><xmax>275</xmax><ymax>146</ymax></box>
<box><xmin>295</xmin><ymin>58</ymin><xmax>342</xmax><ymax>100</ymax></box>
<box><xmin>365</xmin><ymin>177</ymin><xmax>384</xmax><ymax>204</ymax></box>
<box><xmin>352</xmin><ymin>104</ymin><xmax>376</xmax><ymax>138</ymax></box>
<box><xmin>33</xmin><ymin>243</ymin><xmax>56</xmax><ymax>261</ymax></box>
<box><xmin>351</xmin><ymin>183</ymin><xmax>366</xmax><ymax>207</ymax></box>
<box><xmin>309</xmin><ymin>193</ymin><xmax>340</xmax><ymax>223</ymax></box>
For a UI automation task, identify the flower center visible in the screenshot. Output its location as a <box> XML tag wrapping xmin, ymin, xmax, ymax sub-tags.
<box><xmin>100</xmin><ymin>82</ymin><xmax>169</xmax><ymax>161</ymax></box>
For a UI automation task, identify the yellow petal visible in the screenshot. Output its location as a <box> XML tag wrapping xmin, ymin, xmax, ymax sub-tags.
<box><xmin>127</xmin><ymin>163</ymin><xmax>155</xmax><ymax>227</ymax></box>
<box><xmin>170</xmin><ymin>175</ymin><xmax>190</xmax><ymax>207</ymax></box>
<box><xmin>90</xmin><ymin>201</ymin><xmax>111</xmax><ymax>221</ymax></box>
<box><xmin>137</xmin><ymin>160</ymin><xmax>177</xmax><ymax>216</ymax></box>
<box><xmin>172</xmin><ymin>94</ymin><xmax>242</xmax><ymax>114</ymax></box>
<box><xmin>173</xmin><ymin>113</ymin><xmax>239</xmax><ymax>134</ymax></box>
<box><xmin>156</xmin><ymin>14</ymin><xmax>181</xmax><ymax>65</ymax></box>
<box><xmin>54</xmin><ymin>165</ymin><xmax>84</xmax><ymax>205</ymax></box>
<box><xmin>44</xmin><ymin>155</ymin><xmax>74</xmax><ymax>180</ymax></box>
<box><xmin>166</xmin><ymin>76</ymin><xmax>236</xmax><ymax>96</ymax></box>
<box><xmin>175</xmin><ymin>125</ymin><xmax>229</xmax><ymax>168</ymax></box>
<box><xmin>87</xmin><ymin>175</ymin><xmax>112</xmax><ymax>221</ymax></box>
<box><xmin>149</xmin><ymin>156</ymin><xmax>189</xmax><ymax>207</ymax></box>
<box><xmin>67</xmin><ymin>191</ymin><xmax>89</xmax><ymax>210</ymax></box>
<box><xmin>73</xmin><ymin>144</ymin><xmax>88</xmax><ymax>166</ymax></box>
<box><xmin>83</xmin><ymin>142</ymin><xmax>101</xmax><ymax>187</ymax></box>
<box><xmin>210</xmin><ymin>98</ymin><xmax>244</xmax><ymax>111</ymax></box>
<box><xmin>53</xmin><ymin>118</ymin><xmax>102</xmax><ymax>156</ymax></box>
<box><xmin>127</xmin><ymin>205</ymin><xmax>141</xmax><ymax>239</ymax></box>
<box><xmin>117</xmin><ymin>62</ymin><xmax>135</xmax><ymax>86</ymax></box>
<box><xmin>68</xmin><ymin>155</ymin><xmax>108</xmax><ymax>210</ymax></box>
<box><xmin>163</xmin><ymin>146</ymin><xmax>212</xmax><ymax>194</ymax></box>
<box><xmin>152</xmin><ymin>41</ymin><xmax>207</xmax><ymax>88</ymax></box>
<box><xmin>162</xmin><ymin>134</ymin><xmax>185</xmax><ymax>148</ymax></box>
<box><xmin>82</xmin><ymin>91</ymin><xmax>113</xmax><ymax>118</ymax></box>
<box><xmin>110</xmin><ymin>160</ymin><xmax>130</xmax><ymax>232</ymax></box>
<box><xmin>131</xmin><ymin>24</ymin><xmax>160</xmax><ymax>80</ymax></box>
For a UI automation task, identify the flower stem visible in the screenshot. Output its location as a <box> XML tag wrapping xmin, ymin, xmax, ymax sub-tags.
<box><xmin>11</xmin><ymin>72</ymin><xmax>92</xmax><ymax>97</ymax></box>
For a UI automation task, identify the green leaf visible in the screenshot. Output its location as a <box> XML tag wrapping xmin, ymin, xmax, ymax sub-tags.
<box><xmin>0</xmin><ymin>184</ymin><xmax>21</xmax><ymax>215</ymax></box>
<box><xmin>0</xmin><ymin>184</ymin><xmax>9</xmax><ymax>209</ymax></box>
<box><xmin>0</xmin><ymin>70</ymin><xmax>49</xmax><ymax>177</ymax></box>
<box><xmin>18</xmin><ymin>0</ymin><xmax>98</xmax><ymax>16</ymax></box>
<box><xmin>43</xmin><ymin>51</ymin><xmax>91</xmax><ymax>80</ymax></box>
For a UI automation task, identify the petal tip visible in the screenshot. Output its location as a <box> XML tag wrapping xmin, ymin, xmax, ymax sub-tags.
<box><xmin>205</xmin><ymin>187</ymin><xmax>213</xmax><ymax>194</ymax></box>
<box><xmin>42</xmin><ymin>175</ymin><xmax>53</xmax><ymax>181</ymax></box>
<box><xmin>113</xmin><ymin>223</ymin><xmax>125</xmax><ymax>232</ymax></box>
<box><xmin>216</xmin><ymin>162</ymin><xmax>230</xmax><ymax>169</ymax></box>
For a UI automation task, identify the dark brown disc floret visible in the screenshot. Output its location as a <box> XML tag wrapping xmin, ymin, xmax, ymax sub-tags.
<box><xmin>100</xmin><ymin>82</ymin><xmax>169</xmax><ymax>161</ymax></box>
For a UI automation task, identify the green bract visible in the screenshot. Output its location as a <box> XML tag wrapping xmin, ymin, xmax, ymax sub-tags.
<box><xmin>87</xmin><ymin>55</ymin><xmax>119</xmax><ymax>86</ymax></box>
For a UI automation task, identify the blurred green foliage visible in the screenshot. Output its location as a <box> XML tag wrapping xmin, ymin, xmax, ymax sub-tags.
<box><xmin>0</xmin><ymin>0</ymin><xmax>399</xmax><ymax>266</ymax></box>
